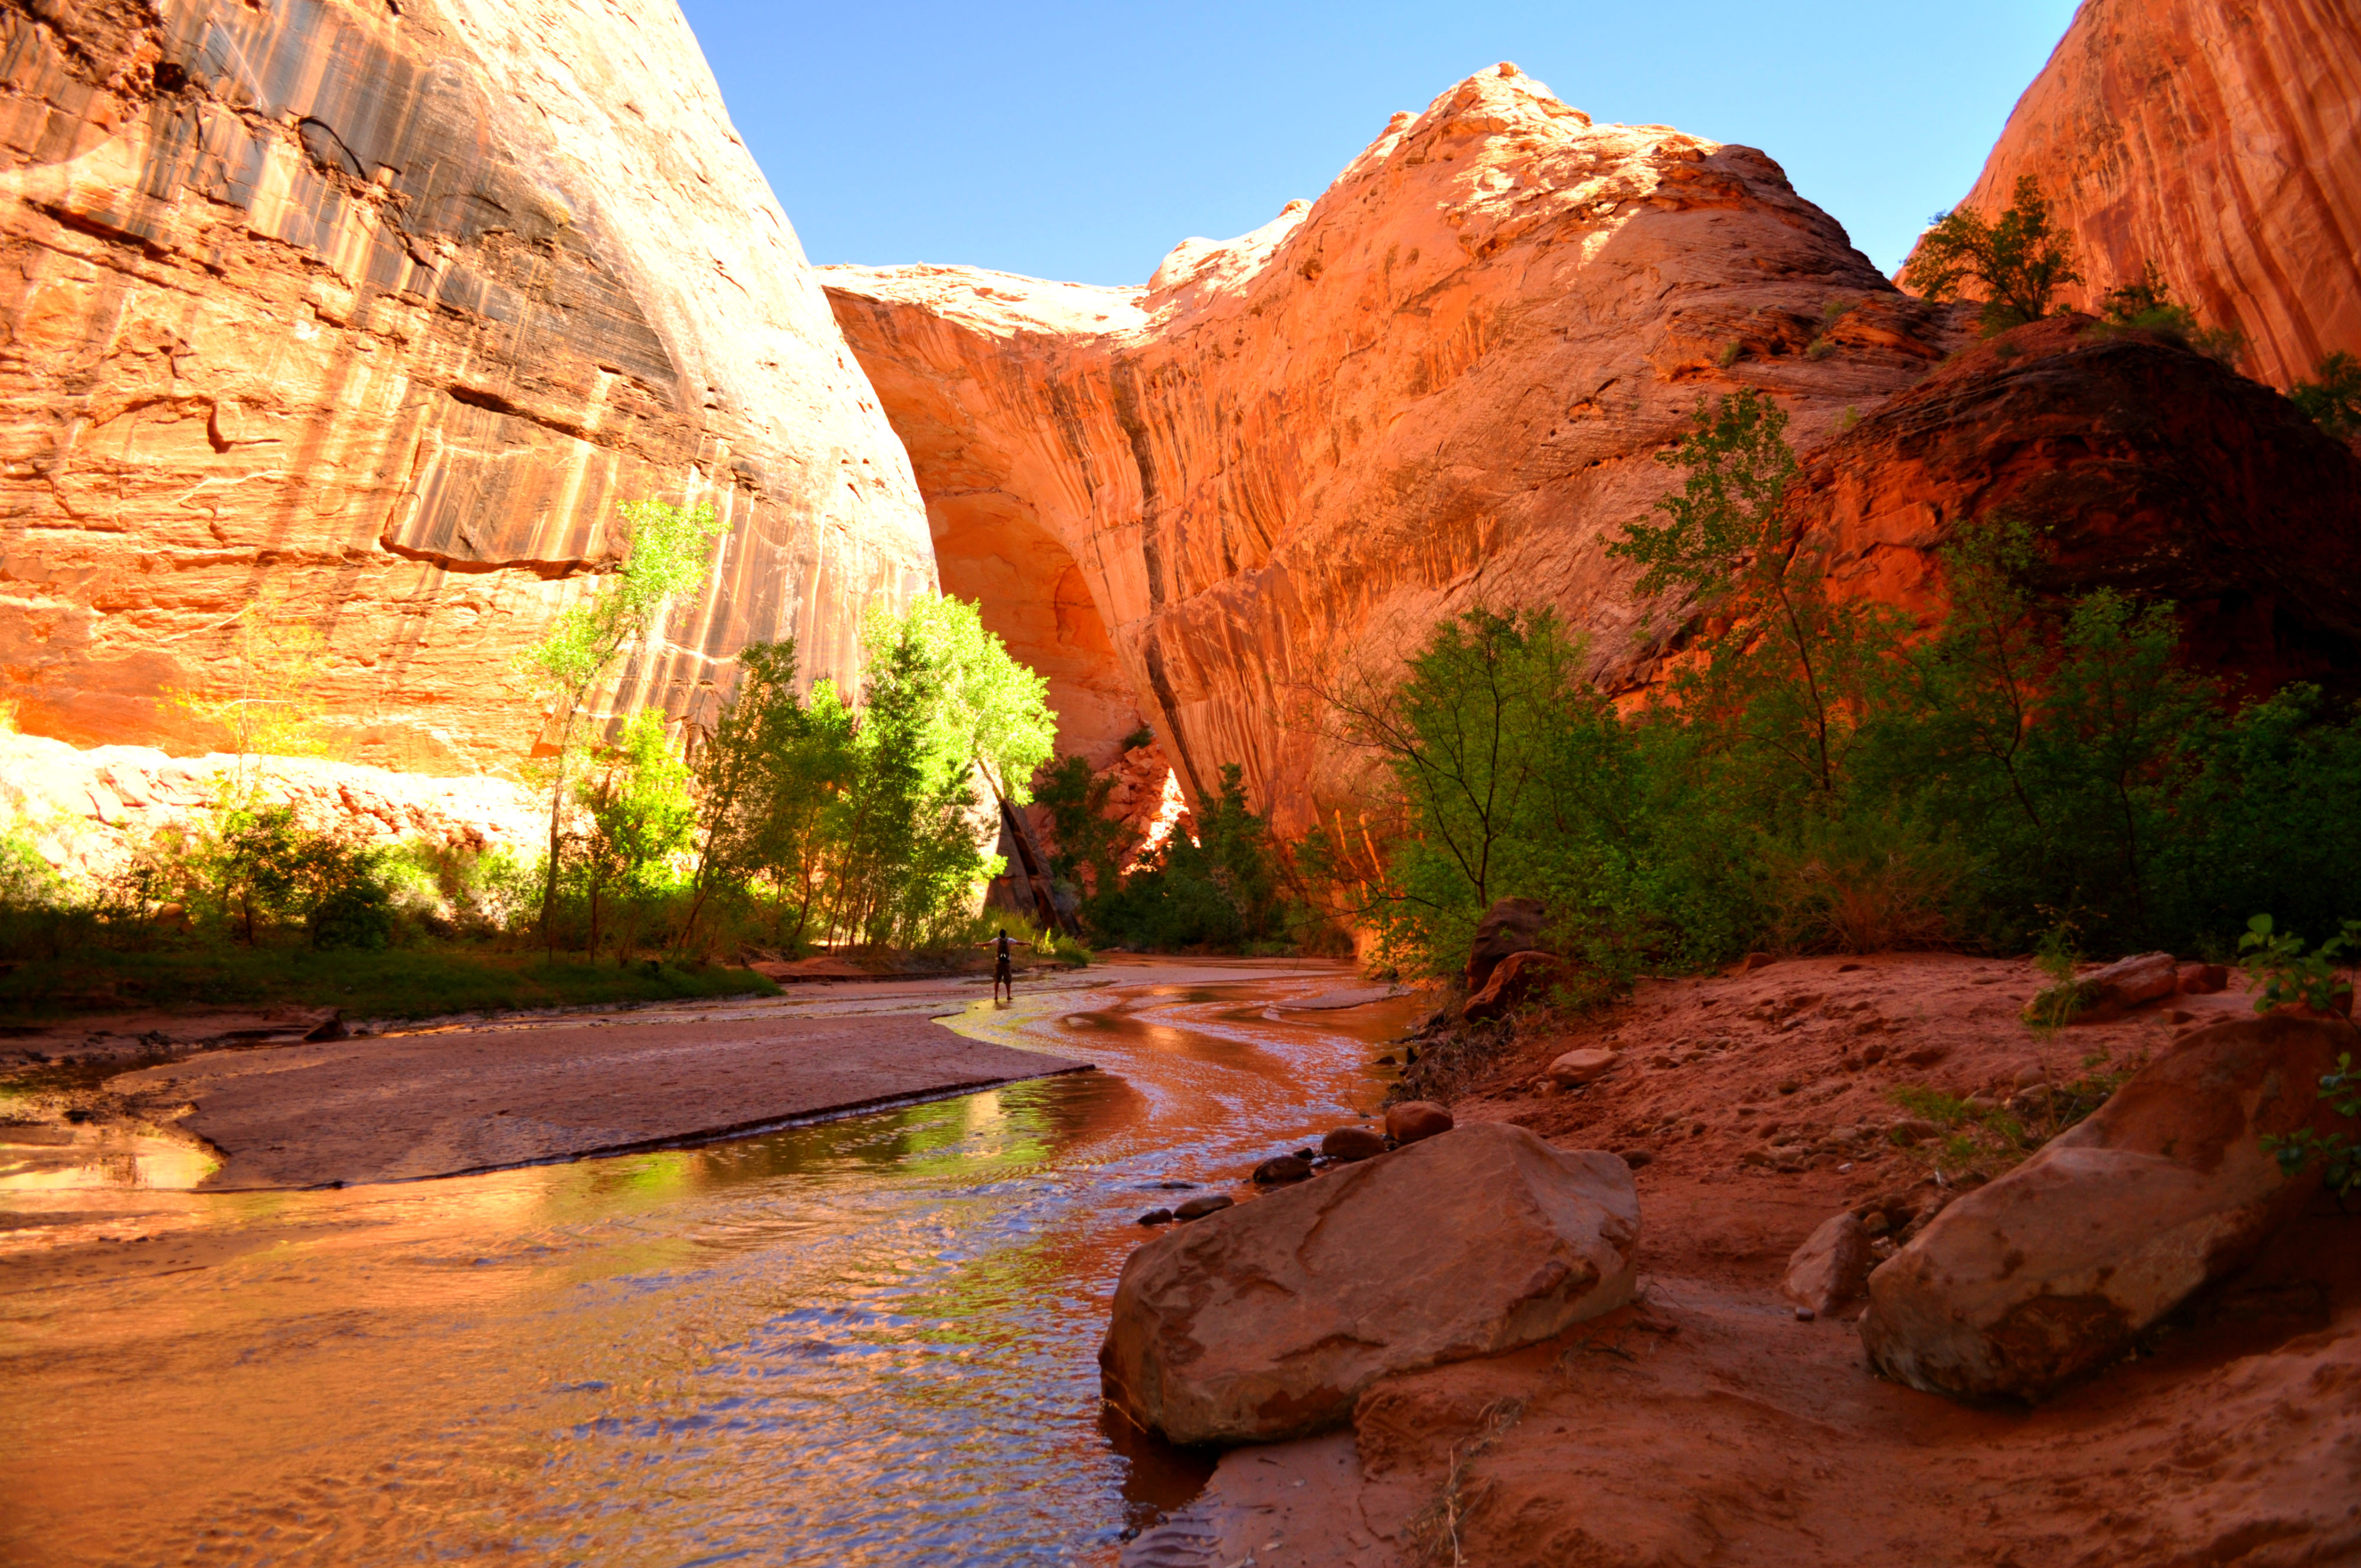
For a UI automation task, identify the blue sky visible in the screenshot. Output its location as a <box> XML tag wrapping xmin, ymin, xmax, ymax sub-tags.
<box><xmin>681</xmin><ymin>1</ymin><xmax>2082</xmax><ymax>286</ymax></box>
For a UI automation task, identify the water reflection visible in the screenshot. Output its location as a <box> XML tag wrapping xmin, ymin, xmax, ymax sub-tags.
<box><xmin>0</xmin><ymin>967</ymin><xmax>1417</xmax><ymax>1567</ymax></box>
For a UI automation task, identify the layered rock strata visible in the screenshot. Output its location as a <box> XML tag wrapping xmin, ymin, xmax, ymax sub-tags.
<box><xmin>825</xmin><ymin>65</ymin><xmax>1966</xmax><ymax>827</ymax></box>
<box><xmin>1925</xmin><ymin>0</ymin><xmax>2361</xmax><ymax>389</ymax></box>
<box><xmin>0</xmin><ymin>0</ymin><xmax>933</xmax><ymax>773</ymax></box>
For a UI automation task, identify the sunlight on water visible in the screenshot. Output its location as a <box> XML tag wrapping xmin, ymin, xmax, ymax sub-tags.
<box><xmin>0</xmin><ymin>967</ymin><xmax>1419</xmax><ymax>1567</ymax></box>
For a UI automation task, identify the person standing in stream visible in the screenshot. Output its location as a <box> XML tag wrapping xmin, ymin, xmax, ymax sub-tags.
<box><xmin>977</xmin><ymin>927</ymin><xmax>1034</xmax><ymax>1003</ymax></box>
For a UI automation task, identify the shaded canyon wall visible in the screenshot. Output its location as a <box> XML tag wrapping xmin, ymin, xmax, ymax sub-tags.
<box><xmin>0</xmin><ymin>0</ymin><xmax>936</xmax><ymax>774</ymax></box>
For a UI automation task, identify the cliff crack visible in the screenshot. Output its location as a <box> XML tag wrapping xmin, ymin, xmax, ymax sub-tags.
<box><xmin>377</xmin><ymin>533</ymin><xmax>606</xmax><ymax>580</ymax></box>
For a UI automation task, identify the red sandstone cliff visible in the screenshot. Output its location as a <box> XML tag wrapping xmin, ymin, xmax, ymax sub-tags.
<box><xmin>826</xmin><ymin>66</ymin><xmax>1967</xmax><ymax>822</ymax></box>
<box><xmin>1792</xmin><ymin>315</ymin><xmax>2361</xmax><ymax>692</ymax></box>
<box><xmin>1924</xmin><ymin>0</ymin><xmax>2360</xmax><ymax>389</ymax></box>
<box><xmin>0</xmin><ymin>0</ymin><xmax>935</xmax><ymax>772</ymax></box>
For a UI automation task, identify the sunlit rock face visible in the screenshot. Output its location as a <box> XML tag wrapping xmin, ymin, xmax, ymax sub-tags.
<box><xmin>0</xmin><ymin>0</ymin><xmax>934</xmax><ymax>773</ymax></box>
<box><xmin>825</xmin><ymin>65</ymin><xmax>1964</xmax><ymax>827</ymax></box>
<box><xmin>1922</xmin><ymin>0</ymin><xmax>2361</xmax><ymax>390</ymax></box>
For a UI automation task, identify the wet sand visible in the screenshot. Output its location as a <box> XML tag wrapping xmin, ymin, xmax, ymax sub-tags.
<box><xmin>107</xmin><ymin>1010</ymin><xmax>1090</xmax><ymax>1189</ymax></box>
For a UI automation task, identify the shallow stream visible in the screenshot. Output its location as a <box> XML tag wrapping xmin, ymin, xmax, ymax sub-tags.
<box><xmin>0</xmin><ymin>961</ymin><xmax>1418</xmax><ymax>1567</ymax></box>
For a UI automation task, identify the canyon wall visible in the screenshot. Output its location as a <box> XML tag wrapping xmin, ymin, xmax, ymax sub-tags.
<box><xmin>826</xmin><ymin>66</ymin><xmax>1967</xmax><ymax>825</ymax></box>
<box><xmin>0</xmin><ymin>0</ymin><xmax>936</xmax><ymax>775</ymax></box>
<box><xmin>1931</xmin><ymin>0</ymin><xmax>2361</xmax><ymax>389</ymax></box>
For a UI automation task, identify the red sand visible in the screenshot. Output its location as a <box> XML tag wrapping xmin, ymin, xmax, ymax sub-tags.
<box><xmin>1124</xmin><ymin>953</ymin><xmax>2361</xmax><ymax>1568</ymax></box>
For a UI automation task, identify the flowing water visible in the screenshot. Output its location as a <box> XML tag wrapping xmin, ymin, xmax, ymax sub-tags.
<box><xmin>0</xmin><ymin>961</ymin><xmax>1421</xmax><ymax>1567</ymax></box>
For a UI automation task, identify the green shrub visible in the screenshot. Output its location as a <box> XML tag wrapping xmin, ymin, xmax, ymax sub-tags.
<box><xmin>2289</xmin><ymin>350</ymin><xmax>2361</xmax><ymax>439</ymax></box>
<box><xmin>1309</xmin><ymin>396</ymin><xmax>2361</xmax><ymax>983</ymax></box>
<box><xmin>1085</xmin><ymin>764</ymin><xmax>1296</xmax><ymax>951</ymax></box>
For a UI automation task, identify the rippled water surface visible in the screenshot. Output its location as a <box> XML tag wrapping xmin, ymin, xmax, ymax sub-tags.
<box><xmin>0</xmin><ymin>962</ymin><xmax>1417</xmax><ymax>1566</ymax></box>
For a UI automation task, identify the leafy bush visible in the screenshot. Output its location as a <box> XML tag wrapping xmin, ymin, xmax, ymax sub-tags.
<box><xmin>2237</xmin><ymin>914</ymin><xmax>2357</xmax><ymax>1014</ymax></box>
<box><xmin>1309</xmin><ymin>391</ymin><xmax>2361</xmax><ymax>983</ymax></box>
<box><xmin>1086</xmin><ymin>764</ymin><xmax>1294</xmax><ymax>950</ymax></box>
<box><xmin>2262</xmin><ymin>1053</ymin><xmax>2359</xmax><ymax>1203</ymax></box>
<box><xmin>2094</xmin><ymin>262</ymin><xmax>2245</xmax><ymax>365</ymax></box>
<box><xmin>2289</xmin><ymin>350</ymin><xmax>2361</xmax><ymax>440</ymax></box>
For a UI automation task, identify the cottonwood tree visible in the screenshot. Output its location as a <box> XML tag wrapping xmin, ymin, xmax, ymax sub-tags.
<box><xmin>1904</xmin><ymin>174</ymin><xmax>2082</xmax><ymax>334</ymax></box>
<box><xmin>577</xmin><ymin>709</ymin><xmax>696</xmax><ymax>964</ymax></box>
<box><xmin>522</xmin><ymin>497</ymin><xmax>725</xmax><ymax>956</ymax></box>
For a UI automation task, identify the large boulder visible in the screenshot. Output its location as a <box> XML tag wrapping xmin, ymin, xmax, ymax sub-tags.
<box><xmin>1466</xmin><ymin>898</ymin><xmax>1551</xmax><ymax>992</ymax></box>
<box><xmin>1100</xmin><ymin>1123</ymin><xmax>1639</xmax><ymax>1445</ymax></box>
<box><xmin>1862</xmin><ymin>1015</ymin><xmax>2355</xmax><ymax>1402</ymax></box>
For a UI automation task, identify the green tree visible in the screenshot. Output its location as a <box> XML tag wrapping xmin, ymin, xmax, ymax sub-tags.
<box><xmin>1034</xmin><ymin>754</ymin><xmax>1139</xmax><ymax>901</ymax></box>
<box><xmin>2095</xmin><ymin>262</ymin><xmax>2244</xmax><ymax>366</ymax></box>
<box><xmin>1611</xmin><ymin>389</ymin><xmax>1902</xmax><ymax>802</ymax></box>
<box><xmin>522</xmin><ymin>497</ymin><xmax>725</xmax><ymax>955</ymax></box>
<box><xmin>1090</xmin><ymin>764</ymin><xmax>1291</xmax><ymax>950</ymax></box>
<box><xmin>2290</xmin><ymin>350</ymin><xmax>2361</xmax><ymax>439</ymax></box>
<box><xmin>877</xmin><ymin>593</ymin><xmax>1058</xmax><ymax>810</ymax></box>
<box><xmin>577</xmin><ymin>709</ymin><xmax>695</xmax><ymax>963</ymax></box>
<box><xmin>1904</xmin><ymin>174</ymin><xmax>2083</xmax><ymax>333</ymax></box>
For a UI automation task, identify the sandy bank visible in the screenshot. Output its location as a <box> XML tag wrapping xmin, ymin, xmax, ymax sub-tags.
<box><xmin>107</xmin><ymin>1010</ymin><xmax>1088</xmax><ymax>1190</ymax></box>
<box><xmin>1117</xmin><ymin>953</ymin><xmax>2361</xmax><ymax>1566</ymax></box>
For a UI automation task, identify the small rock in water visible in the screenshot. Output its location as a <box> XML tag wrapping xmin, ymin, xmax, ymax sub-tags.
<box><xmin>1153</xmin><ymin>1180</ymin><xmax>1198</xmax><ymax>1190</ymax></box>
<box><xmin>1254</xmin><ymin>1155</ymin><xmax>1313</xmax><ymax>1185</ymax></box>
<box><xmin>1321</xmin><ymin>1125</ymin><xmax>1389</xmax><ymax>1162</ymax></box>
<box><xmin>1173</xmin><ymin>1194</ymin><xmax>1235</xmax><ymax>1222</ymax></box>
<box><xmin>1384</xmin><ymin>1101</ymin><xmax>1454</xmax><ymax>1146</ymax></box>
<box><xmin>1293</xmin><ymin>1147</ymin><xmax>1315</xmax><ymax>1161</ymax></box>
<box><xmin>1138</xmin><ymin>1209</ymin><xmax>1174</xmax><ymax>1226</ymax></box>
<box><xmin>1376</xmin><ymin>1053</ymin><xmax>1398</xmax><ymax>1065</ymax></box>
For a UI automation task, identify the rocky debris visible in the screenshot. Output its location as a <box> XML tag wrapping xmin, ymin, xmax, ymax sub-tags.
<box><xmin>2</xmin><ymin>0</ymin><xmax>931</xmax><ymax>773</ymax></box>
<box><xmin>1253</xmin><ymin>1155</ymin><xmax>1313</xmax><ymax>1185</ymax></box>
<box><xmin>1464</xmin><ymin>951</ymin><xmax>1568</xmax><ymax>1024</ymax></box>
<box><xmin>1781</xmin><ymin>1212</ymin><xmax>1873</xmax><ymax>1316</ymax></box>
<box><xmin>1916</xmin><ymin>0</ymin><xmax>2361</xmax><ymax>390</ymax></box>
<box><xmin>1862</xmin><ymin>1014</ymin><xmax>2355</xmax><ymax>1401</ymax></box>
<box><xmin>1466</xmin><ymin>898</ymin><xmax>1550</xmax><ymax>992</ymax></box>
<box><xmin>2179</xmin><ymin>962</ymin><xmax>2231</xmax><ymax>995</ymax></box>
<box><xmin>1319</xmin><ymin>1127</ymin><xmax>1388</xmax><ymax>1162</ymax></box>
<box><xmin>1385</xmin><ymin>1101</ymin><xmax>1454</xmax><ymax>1146</ymax></box>
<box><xmin>1543</xmin><ymin>1048</ymin><xmax>1620</xmax><ymax>1089</ymax></box>
<box><xmin>1173</xmin><ymin>1195</ymin><xmax>1235</xmax><ymax>1223</ymax></box>
<box><xmin>1100</xmin><ymin>1124</ymin><xmax>1639</xmax><ymax>1444</ymax></box>
<box><xmin>1138</xmin><ymin>1209</ymin><xmax>1173</xmax><ymax>1226</ymax></box>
